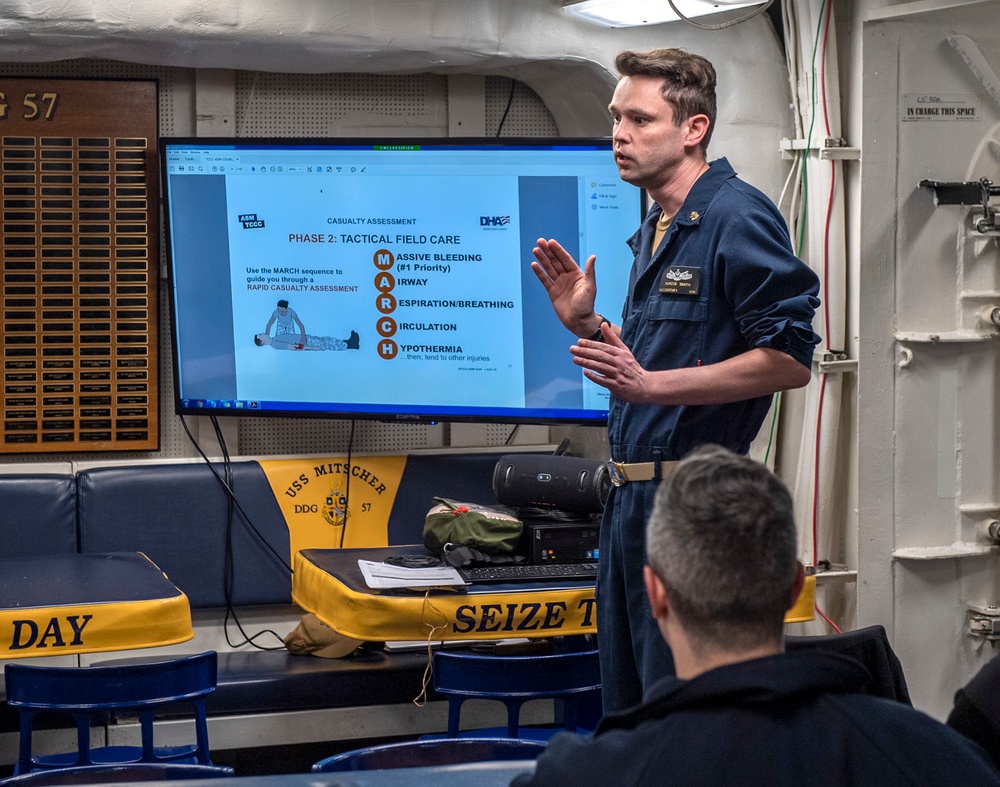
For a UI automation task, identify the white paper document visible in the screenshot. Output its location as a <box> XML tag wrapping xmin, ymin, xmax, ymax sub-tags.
<box><xmin>359</xmin><ymin>559</ymin><xmax>467</xmax><ymax>589</ymax></box>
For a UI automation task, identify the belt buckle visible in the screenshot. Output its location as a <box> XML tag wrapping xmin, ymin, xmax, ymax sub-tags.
<box><xmin>608</xmin><ymin>460</ymin><xmax>628</xmax><ymax>487</ymax></box>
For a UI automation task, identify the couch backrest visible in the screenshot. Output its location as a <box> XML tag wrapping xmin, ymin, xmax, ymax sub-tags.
<box><xmin>0</xmin><ymin>474</ymin><xmax>77</xmax><ymax>559</ymax></box>
<box><xmin>77</xmin><ymin>461</ymin><xmax>291</xmax><ymax>608</ymax></box>
<box><xmin>75</xmin><ymin>453</ymin><xmax>511</xmax><ymax>608</ymax></box>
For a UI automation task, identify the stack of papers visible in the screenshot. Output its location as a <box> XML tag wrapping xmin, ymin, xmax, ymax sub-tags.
<box><xmin>359</xmin><ymin>559</ymin><xmax>467</xmax><ymax>589</ymax></box>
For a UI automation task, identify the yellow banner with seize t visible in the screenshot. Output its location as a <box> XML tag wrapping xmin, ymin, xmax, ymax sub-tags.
<box><xmin>292</xmin><ymin>549</ymin><xmax>598</xmax><ymax>641</ymax></box>
<box><xmin>258</xmin><ymin>456</ymin><xmax>408</xmax><ymax>555</ymax></box>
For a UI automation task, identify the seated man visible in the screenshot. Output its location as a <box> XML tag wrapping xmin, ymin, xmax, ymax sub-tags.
<box><xmin>513</xmin><ymin>446</ymin><xmax>1000</xmax><ymax>786</ymax></box>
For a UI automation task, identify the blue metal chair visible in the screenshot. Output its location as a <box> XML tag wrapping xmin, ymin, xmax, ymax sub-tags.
<box><xmin>4</xmin><ymin>652</ymin><xmax>221</xmax><ymax>775</ymax></box>
<box><xmin>431</xmin><ymin>649</ymin><xmax>602</xmax><ymax>739</ymax></box>
<box><xmin>311</xmin><ymin>737</ymin><xmax>546</xmax><ymax>772</ymax></box>
<box><xmin>0</xmin><ymin>763</ymin><xmax>234</xmax><ymax>784</ymax></box>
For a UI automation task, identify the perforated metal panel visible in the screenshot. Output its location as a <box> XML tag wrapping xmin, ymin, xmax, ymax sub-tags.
<box><xmin>485</xmin><ymin>76</ymin><xmax>559</xmax><ymax>137</ymax></box>
<box><xmin>234</xmin><ymin>72</ymin><xmax>449</xmax><ymax>137</ymax></box>
<box><xmin>0</xmin><ymin>61</ymin><xmax>558</xmax><ymax>462</ymax></box>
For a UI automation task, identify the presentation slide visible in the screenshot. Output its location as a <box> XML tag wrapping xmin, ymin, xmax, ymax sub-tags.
<box><xmin>230</xmin><ymin>174</ymin><xmax>527</xmax><ymax>408</ymax></box>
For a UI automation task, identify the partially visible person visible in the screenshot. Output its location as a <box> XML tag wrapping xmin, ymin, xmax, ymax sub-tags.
<box><xmin>512</xmin><ymin>446</ymin><xmax>1000</xmax><ymax>787</ymax></box>
<box><xmin>948</xmin><ymin>652</ymin><xmax>1000</xmax><ymax>769</ymax></box>
<box><xmin>264</xmin><ymin>299</ymin><xmax>306</xmax><ymax>345</ymax></box>
<box><xmin>255</xmin><ymin>330</ymin><xmax>359</xmax><ymax>351</ymax></box>
<box><xmin>531</xmin><ymin>47</ymin><xmax>820</xmax><ymax>712</ymax></box>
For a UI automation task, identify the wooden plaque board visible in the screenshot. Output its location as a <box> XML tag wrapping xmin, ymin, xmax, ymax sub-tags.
<box><xmin>0</xmin><ymin>79</ymin><xmax>159</xmax><ymax>452</ymax></box>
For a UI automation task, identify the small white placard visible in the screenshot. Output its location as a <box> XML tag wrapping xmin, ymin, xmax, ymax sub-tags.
<box><xmin>359</xmin><ymin>559</ymin><xmax>467</xmax><ymax>589</ymax></box>
<box><xmin>901</xmin><ymin>93</ymin><xmax>980</xmax><ymax>121</ymax></box>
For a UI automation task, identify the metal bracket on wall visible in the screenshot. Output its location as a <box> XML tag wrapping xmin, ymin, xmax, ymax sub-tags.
<box><xmin>894</xmin><ymin>330</ymin><xmax>999</xmax><ymax>345</ymax></box>
<box><xmin>919</xmin><ymin>177</ymin><xmax>1000</xmax><ymax>234</ymax></box>
<box><xmin>814</xmin><ymin>351</ymin><xmax>857</xmax><ymax>375</ymax></box>
<box><xmin>779</xmin><ymin>136</ymin><xmax>860</xmax><ymax>161</ymax></box>
<box><xmin>968</xmin><ymin>602</ymin><xmax>1000</xmax><ymax>646</ymax></box>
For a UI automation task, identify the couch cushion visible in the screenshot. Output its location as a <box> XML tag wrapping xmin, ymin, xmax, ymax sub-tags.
<box><xmin>77</xmin><ymin>462</ymin><xmax>291</xmax><ymax>608</ymax></box>
<box><xmin>0</xmin><ymin>474</ymin><xmax>77</xmax><ymax>559</ymax></box>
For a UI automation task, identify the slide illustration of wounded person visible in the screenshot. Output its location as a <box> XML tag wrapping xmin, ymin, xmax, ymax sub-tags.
<box><xmin>256</xmin><ymin>299</ymin><xmax>360</xmax><ymax>351</ymax></box>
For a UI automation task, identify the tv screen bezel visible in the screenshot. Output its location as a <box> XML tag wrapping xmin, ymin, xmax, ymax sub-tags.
<box><xmin>160</xmin><ymin>135</ymin><xmax>643</xmax><ymax>427</ymax></box>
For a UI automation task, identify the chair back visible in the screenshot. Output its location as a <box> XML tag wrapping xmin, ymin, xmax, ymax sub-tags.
<box><xmin>312</xmin><ymin>737</ymin><xmax>546</xmax><ymax>772</ymax></box>
<box><xmin>432</xmin><ymin>649</ymin><xmax>601</xmax><ymax>737</ymax></box>
<box><xmin>4</xmin><ymin>652</ymin><xmax>219</xmax><ymax>774</ymax></box>
<box><xmin>785</xmin><ymin>625</ymin><xmax>911</xmax><ymax>704</ymax></box>
<box><xmin>0</xmin><ymin>763</ymin><xmax>234</xmax><ymax>785</ymax></box>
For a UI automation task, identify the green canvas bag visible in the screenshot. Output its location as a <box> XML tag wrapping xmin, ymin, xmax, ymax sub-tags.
<box><xmin>423</xmin><ymin>497</ymin><xmax>523</xmax><ymax>566</ymax></box>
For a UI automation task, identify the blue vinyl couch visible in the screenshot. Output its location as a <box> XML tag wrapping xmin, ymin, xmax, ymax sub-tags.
<box><xmin>0</xmin><ymin>450</ymin><xmax>542</xmax><ymax>766</ymax></box>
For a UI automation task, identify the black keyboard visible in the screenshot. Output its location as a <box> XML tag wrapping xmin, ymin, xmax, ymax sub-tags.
<box><xmin>458</xmin><ymin>562</ymin><xmax>598</xmax><ymax>584</ymax></box>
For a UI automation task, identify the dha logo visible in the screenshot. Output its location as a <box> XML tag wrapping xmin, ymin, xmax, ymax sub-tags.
<box><xmin>480</xmin><ymin>215</ymin><xmax>511</xmax><ymax>227</ymax></box>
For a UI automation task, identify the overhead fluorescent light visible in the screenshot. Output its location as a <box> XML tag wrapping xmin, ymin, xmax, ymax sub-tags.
<box><xmin>562</xmin><ymin>0</ymin><xmax>764</xmax><ymax>28</ymax></box>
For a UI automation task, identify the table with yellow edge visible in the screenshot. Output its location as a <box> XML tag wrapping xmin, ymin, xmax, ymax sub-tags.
<box><xmin>0</xmin><ymin>552</ymin><xmax>193</xmax><ymax>659</ymax></box>
<box><xmin>292</xmin><ymin>545</ymin><xmax>816</xmax><ymax>643</ymax></box>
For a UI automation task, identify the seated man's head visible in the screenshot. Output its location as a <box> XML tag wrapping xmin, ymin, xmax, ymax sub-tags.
<box><xmin>644</xmin><ymin>445</ymin><xmax>804</xmax><ymax>673</ymax></box>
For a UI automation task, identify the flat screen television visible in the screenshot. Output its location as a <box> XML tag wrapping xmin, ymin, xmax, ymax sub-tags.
<box><xmin>160</xmin><ymin>137</ymin><xmax>643</xmax><ymax>425</ymax></box>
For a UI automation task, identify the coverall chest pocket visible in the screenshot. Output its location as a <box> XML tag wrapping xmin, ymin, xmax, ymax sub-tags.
<box><xmin>646</xmin><ymin>295</ymin><xmax>708</xmax><ymax>323</ymax></box>
<box><xmin>637</xmin><ymin>295</ymin><xmax>708</xmax><ymax>370</ymax></box>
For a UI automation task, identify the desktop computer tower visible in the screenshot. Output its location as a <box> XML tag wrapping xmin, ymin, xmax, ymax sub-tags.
<box><xmin>520</xmin><ymin>517</ymin><xmax>601</xmax><ymax>564</ymax></box>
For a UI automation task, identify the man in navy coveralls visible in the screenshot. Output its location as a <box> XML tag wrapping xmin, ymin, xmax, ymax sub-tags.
<box><xmin>531</xmin><ymin>48</ymin><xmax>821</xmax><ymax>712</ymax></box>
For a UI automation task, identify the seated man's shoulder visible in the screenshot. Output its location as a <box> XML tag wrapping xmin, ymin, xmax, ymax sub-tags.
<box><xmin>512</xmin><ymin>724</ymin><xmax>661</xmax><ymax>787</ymax></box>
<box><xmin>825</xmin><ymin>692</ymin><xmax>1000</xmax><ymax>781</ymax></box>
<box><xmin>516</xmin><ymin>692</ymin><xmax>1000</xmax><ymax>787</ymax></box>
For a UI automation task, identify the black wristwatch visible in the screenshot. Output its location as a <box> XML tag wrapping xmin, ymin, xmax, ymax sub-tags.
<box><xmin>586</xmin><ymin>315</ymin><xmax>607</xmax><ymax>342</ymax></box>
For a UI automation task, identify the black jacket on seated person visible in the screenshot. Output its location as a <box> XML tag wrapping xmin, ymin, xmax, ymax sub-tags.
<box><xmin>948</xmin><ymin>653</ymin><xmax>1000</xmax><ymax>769</ymax></box>
<box><xmin>511</xmin><ymin>650</ymin><xmax>1000</xmax><ymax>787</ymax></box>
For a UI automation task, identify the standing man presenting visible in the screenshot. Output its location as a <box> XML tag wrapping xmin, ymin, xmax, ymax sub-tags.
<box><xmin>531</xmin><ymin>48</ymin><xmax>821</xmax><ymax>712</ymax></box>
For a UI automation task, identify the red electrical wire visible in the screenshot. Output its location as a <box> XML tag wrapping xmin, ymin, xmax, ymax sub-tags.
<box><xmin>810</xmin><ymin>0</ymin><xmax>842</xmax><ymax>635</ymax></box>
<box><xmin>816</xmin><ymin>604</ymin><xmax>841</xmax><ymax>634</ymax></box>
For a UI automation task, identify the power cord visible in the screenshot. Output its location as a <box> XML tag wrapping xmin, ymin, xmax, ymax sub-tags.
<box><xmin>180</xmin><ymin>415</ymin><xmax>289</xmax><ymax>650</ymax></box>
<box><xmin>495</xmin><ymin>78</ymin><xmax>516</xmax><ymax>136</ymax></box>
<box><xmin>413</xmin><ymin>591</ymin><xmax>449</xmax><ymax>707</ymax></box>
<box><xmin>179</xmin><ymin>416</ymin><xmax>292</xmax><ymax>574</ymax></box>
<box><xmin>210</xmin><ymin>416</ymin><xmax>286</xmax><ymax>650</ymax></box>
<box><xmin>666</xmin><ymin>0</ymin><xmax>776</xmax><ymax>30</ymax></box>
